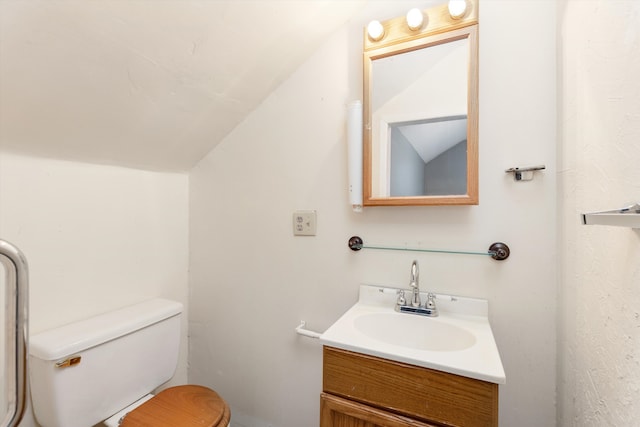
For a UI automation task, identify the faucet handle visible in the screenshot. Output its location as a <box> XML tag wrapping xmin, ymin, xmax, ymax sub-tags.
<box><xmin>396</xmin><ymin>290</ymin><xmax>406</xmax><ymax>306</ymax></box>
<box><xmin>426</xmin><ymin>293</ymin><xmax>437</xmax><ymax>309</ymax></box>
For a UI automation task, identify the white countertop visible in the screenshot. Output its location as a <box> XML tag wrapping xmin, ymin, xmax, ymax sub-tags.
<box><xmin>320</xmin><ymin>284</ymin><xmax>506</xmax><ymax>384</ymax></box>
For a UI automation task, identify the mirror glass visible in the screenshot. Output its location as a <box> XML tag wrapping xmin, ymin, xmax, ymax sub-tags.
<box><xmin>363</xmin><ymin>3</ymin><xmax>478</xmax><ymax>206</ymax></box>
<box><xmin>388</xmin><ymin>115</ymin><xmax>467</xmax><ymax>197</ymax></box>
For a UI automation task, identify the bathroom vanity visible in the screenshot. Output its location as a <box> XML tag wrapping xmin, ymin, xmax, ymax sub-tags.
<box><xmin>320</xmin><ymin>346</ymin><xmax>497</xmax><ymax>427</ymax></box>
<box><xmin>319</xmin><ymin>284</ymin><xmax>505</xmax><ymax>427</ymax></box>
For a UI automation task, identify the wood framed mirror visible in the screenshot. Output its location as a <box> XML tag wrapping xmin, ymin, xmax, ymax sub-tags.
<box><xmin>363</xmin><ymin>1</ymin><xmax>478</xmax><ymax>206</ymax></box>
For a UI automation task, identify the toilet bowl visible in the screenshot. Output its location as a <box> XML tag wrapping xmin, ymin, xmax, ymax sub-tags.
<box><xmin>112</xmin><ymin>385</ymin><xmax>230</xmax><ymax>427</ymax></box>
<box><xmin>28</xmin><ymin>299</ymin><xmax>230</xmax><ymax>427</ymax></box>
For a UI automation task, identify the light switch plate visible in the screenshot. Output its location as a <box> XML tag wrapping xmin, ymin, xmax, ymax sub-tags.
<box><xmin>293</xmin><ymin>210</ymin><xmax>317</xmax><ymax>236</ymax></box>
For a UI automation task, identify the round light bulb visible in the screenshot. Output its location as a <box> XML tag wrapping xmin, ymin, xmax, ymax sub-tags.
<box><xmin>367</xmin><ymin>20</ymin><xmax>385</xmax><ymax>41</ymax></box>
<box><xmin>406</xmin><ymin>8</ymin><xmax>424</xmax><ymax>31</ymax></box>
<box><xmin>448</xmin><ymin>0</ymin><xmax>467</xmax><ymax>19</ymax></box>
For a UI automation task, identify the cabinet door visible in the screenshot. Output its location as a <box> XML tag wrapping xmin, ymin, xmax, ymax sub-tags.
<box><xmin>320</xmin><ymin>393</ymin><xmax>439</xmax><ymax>427</ymax></box>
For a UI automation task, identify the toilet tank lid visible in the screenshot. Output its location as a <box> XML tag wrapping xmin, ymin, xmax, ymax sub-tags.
<box><xmin>30</xmin><ymin>299</ymin><xmax>183</xmax><ymax>361</ymax></box>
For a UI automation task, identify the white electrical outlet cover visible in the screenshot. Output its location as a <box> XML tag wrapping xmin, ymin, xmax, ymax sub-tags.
<box><xmin>292</xmin><ymin>210</ymin><xmax>317</xmax><ymax>236</ymax></box>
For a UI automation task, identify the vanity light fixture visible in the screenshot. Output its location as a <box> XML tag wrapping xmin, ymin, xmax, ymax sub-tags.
<box><xmin>367</xmin><ymin>20</ymin><xmax>385</xmax><ymax>41</ymax></box>
<box><xmin>406</xmin><ymin>8</ymin><xmax>424</xmax><ymax>31</ymax></box>
<box><xmin>448</xmin><ymin>0</ymin><xmax>467</xmax><ymax>19</ymax></box>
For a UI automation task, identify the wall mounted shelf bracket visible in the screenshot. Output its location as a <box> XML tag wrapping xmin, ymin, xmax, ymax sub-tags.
<box><xmin>505</xmin><ymin>165</ymin><xmax>546</xmax><ymax>181</ymax></box>
<box><xmin>581</xmin><ymin>203</ymin><xmax>640</xmax><ymax>228</ymax></box>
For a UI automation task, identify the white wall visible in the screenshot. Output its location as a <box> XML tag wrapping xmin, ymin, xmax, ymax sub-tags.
<box><xmin>558</xmin><ymin>1</ymin><xmax>640</xmax><ymax>425</ymax></box>
<box><xmin>0</xmin><ymin>152</ymin><xmax>189</xmax><ymax>426</ymax></box>
<box><xmin>189</xmin><ymin>1</ymin><xmax>556</xmax><ymax>426</ymax></box>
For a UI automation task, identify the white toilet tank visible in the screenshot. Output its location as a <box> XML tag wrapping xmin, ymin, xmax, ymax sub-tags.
<box><xmin>29</xmin><ymin>299</ymin><xmax>183</xmax><ymax>427</ymax></box>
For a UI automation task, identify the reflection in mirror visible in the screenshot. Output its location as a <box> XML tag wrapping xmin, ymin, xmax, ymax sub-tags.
<box><xmin>363</xmin><ymin>0</ymin><xmax>478</xmax><ymax>206</ymax></box>
<box><xmin>389</xmin><ymin>115</ymin><xmax>467</xmax><ymax>197</ymax></box>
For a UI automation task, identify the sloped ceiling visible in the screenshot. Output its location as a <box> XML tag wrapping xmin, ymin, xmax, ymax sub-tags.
<box><xmin>0</xmin><ymin>0</ymin><xmax>365</xmax><ymax>171</ymax></box>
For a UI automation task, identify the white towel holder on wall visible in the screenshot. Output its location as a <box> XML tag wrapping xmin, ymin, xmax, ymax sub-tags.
<box><xmin>582</xmin><ymin>203</ymin><xmax>640</xmax><ymax>228</ymax></box>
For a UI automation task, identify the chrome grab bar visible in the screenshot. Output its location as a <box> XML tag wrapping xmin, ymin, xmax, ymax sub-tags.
<box><xmin>0</xmin><ymin>240</ymin><xmax>28</xmax><ymax>427</ymax></box>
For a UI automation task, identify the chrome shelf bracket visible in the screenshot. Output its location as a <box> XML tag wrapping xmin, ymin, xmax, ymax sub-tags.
<box><xmin>582</xmin><ymin>203</ymin><xmax>640</xmax><ymax>228</ymax></box>
<box><xmin>505</xmin><ymin>165</ymin><xmax>546</xmax><ymax>181</ymax></box>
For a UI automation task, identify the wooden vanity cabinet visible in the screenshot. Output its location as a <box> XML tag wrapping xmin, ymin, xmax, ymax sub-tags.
<box><xmin>320</xmin><ymin>346</ymin><xmax>498</xmax><ymax>427</ymax></box>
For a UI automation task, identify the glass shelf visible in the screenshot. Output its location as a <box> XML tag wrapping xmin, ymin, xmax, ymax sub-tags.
<box><xmin>348</xmin><ymin>236</ymin><xmax>510</xmax><ymax>261</ymax></box>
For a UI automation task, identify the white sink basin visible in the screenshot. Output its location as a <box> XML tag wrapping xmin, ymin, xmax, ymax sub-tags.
<box><xmin>354</xmin><ymin>312</ymin><xmax>476</xmax><ymax>352</ymax></box>
<box><xmin>320</xmin><ymin>284</ymin><xmax>506</xmax><ymax>384</ymax></box>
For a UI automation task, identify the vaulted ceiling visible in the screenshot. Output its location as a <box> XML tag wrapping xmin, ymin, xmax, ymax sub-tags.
<box><xmin>0</xmin><ymin>1</ymin><xmax>365</xmax><ymax>171</ymax></box>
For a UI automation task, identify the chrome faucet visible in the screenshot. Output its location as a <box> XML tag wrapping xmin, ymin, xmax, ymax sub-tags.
<box><xmin>409</xmin><ymin>260</ymin><xmax>420</xmax><ymax>307</ymax></box>
<box><xmin>395</xmin><ymin>260</ymin><xmax>438</xmax><ymax>317</ymax></box>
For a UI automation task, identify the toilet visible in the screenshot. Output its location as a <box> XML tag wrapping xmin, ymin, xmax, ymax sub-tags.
<box><xmin>28</xmin><ymin>299</ymin><xmax>230</xmax><ymax>427</ymax></box>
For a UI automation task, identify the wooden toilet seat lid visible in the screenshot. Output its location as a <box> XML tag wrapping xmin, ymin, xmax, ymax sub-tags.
<box><xmin>120</xmin><ymin>385</ymin><xmax>230</xmax><ymax>427</ymax></box>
